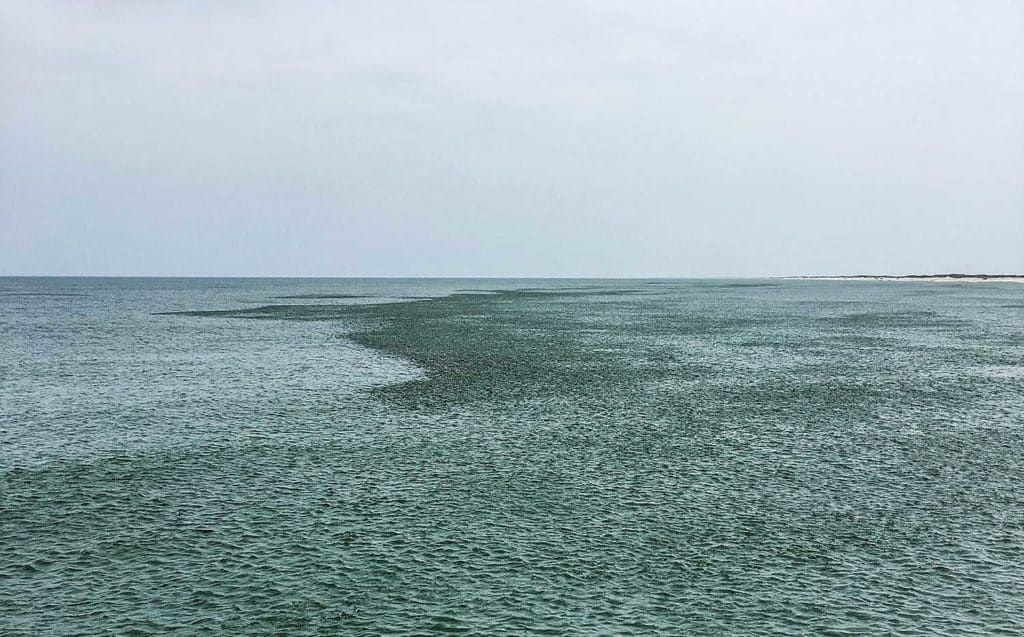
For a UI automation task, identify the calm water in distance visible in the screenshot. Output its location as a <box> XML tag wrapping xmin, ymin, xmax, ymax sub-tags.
<box><xmin>2</xmin><ymin>277</ymin><xmax>1023</xmax><ymax>635</ymax></box>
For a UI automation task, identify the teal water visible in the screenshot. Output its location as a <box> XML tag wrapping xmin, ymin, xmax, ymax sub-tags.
<box><xmin>2</xmin><ymin>278</ymin><xmax>1023</xmax><ymax>635</ymax></box>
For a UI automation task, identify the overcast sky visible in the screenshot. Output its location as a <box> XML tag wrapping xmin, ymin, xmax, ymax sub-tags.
<box><xmin>1</xmin><ymin>1</ymin><xmax>1021</xmax><ymax>276</ymax></box>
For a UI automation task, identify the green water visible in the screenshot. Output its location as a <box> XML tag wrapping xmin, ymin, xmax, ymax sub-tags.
<box><xmin>2</xmin><ymin>278</ymin><xmax>1023</xmax><ymax>635</ymax></box>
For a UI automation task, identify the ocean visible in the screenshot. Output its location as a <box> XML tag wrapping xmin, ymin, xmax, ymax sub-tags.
<box><xmin>2</xmin><ymin>277</ymin><xmax>1023</xmax><ymax>635</ymax></box>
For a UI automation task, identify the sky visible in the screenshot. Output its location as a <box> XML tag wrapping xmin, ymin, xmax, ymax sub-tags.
<box><xmin>1</xmin><ymin>1</ymin><xmax>1022</xmax><ymax>277</ymax></box>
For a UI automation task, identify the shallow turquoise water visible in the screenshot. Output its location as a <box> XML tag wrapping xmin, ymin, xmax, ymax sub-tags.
<box><xmin>2</xmin><ymin>278</ymin><xmax>1023</xmax><ymax>635</ymax></box>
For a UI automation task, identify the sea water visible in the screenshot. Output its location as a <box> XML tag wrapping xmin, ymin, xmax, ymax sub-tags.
<box><xmin>2</xmin><ymin>278</ymin><xmax>1023</xmax><ymax>635</ymax></box>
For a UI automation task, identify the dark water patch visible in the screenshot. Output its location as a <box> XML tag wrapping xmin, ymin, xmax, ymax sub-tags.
<box><xmin>149</xmin><ymin>286</ymin><xmax>782</xmax><ymax>407</ymax></box>
<box><xmin>734</xmin><ymin>337</ymin><xmax>791</xmax><ymax>348</ymax></box>
<box><xmin>3</xmin><ymin>292</ymin><xmax>90</xmax><ymax>297</ymax></box>
<box><xmin>832</xmin><ymin>310</ymin><xmax>965</xmax><ymax>329</ymax></box>
<box><xmin>338</xmin><ymin>292</ymin><xmax>774</xmax><ymax>406</ymax></box>
<box><xmin>700</xmin><ymin>282</ymin><xmax>781</xmax><ymax>289</ymax></box>
<box><xmin>155</xmin><ymin>304</ymin><xmax>356</xmax><ymax>321</ymax></box>
<box><xmin>796</xmin><ymin>299</ymin><xmax>872</xmax><ymax>306</ymax></box>
<box><xmin>939</xmin><ymin>295</ymin><xmax>1021</xmax><ymax>304</ymax></box>
<box><xmin>270</xmin><ymin>294</ymin><xmax>368</xmax><ymax>299</ymax></box>
<box><xmin>811</xmin><ymin>334</ymin><xmax>899</xmax><ymax>349</ymax></box>
<box><xmin>337</xmin><ymin>294</ymin><xmax>645</xmax><ymax>405</ymax></box>
<box><xmin>495</xmin><ymin>287</ymin><xmax>646</xmax><ymax>298</ymax></box>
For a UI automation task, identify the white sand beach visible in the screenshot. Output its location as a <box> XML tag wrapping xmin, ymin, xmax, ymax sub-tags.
<box><xmin>786</xmin><ymin>276</ymin><xmax>1024</xmax><ymax>283</ymax></box>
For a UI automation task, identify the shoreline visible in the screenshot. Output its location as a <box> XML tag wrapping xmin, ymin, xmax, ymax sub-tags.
<box><xmin>784</xmin><ymin>275</ymin><xmax>1024</xmax><ymax>283</ymax></box>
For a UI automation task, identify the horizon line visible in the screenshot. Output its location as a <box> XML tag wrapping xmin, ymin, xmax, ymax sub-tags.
<box><xmin>0</xmin><ymin>274</ymin><xmax>781</xmax><ymax>280</ymax></box>
<box><xmin>2</xmin><ymin>273</ymin><xmax>1022</xmax><ymax>280</ymax></box>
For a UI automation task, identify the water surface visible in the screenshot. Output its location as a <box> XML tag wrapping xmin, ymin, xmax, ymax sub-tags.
<box><xmin>2</xmin><ymin>278</ymin><xmax>1023</xmax><ymax>635</ymax></box>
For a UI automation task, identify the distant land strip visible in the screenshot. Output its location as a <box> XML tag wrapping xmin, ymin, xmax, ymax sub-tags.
<box><xmin>783</xmin><ymin>274</ymin><xmax>1024</xmax><ymax>282</ymax></box>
